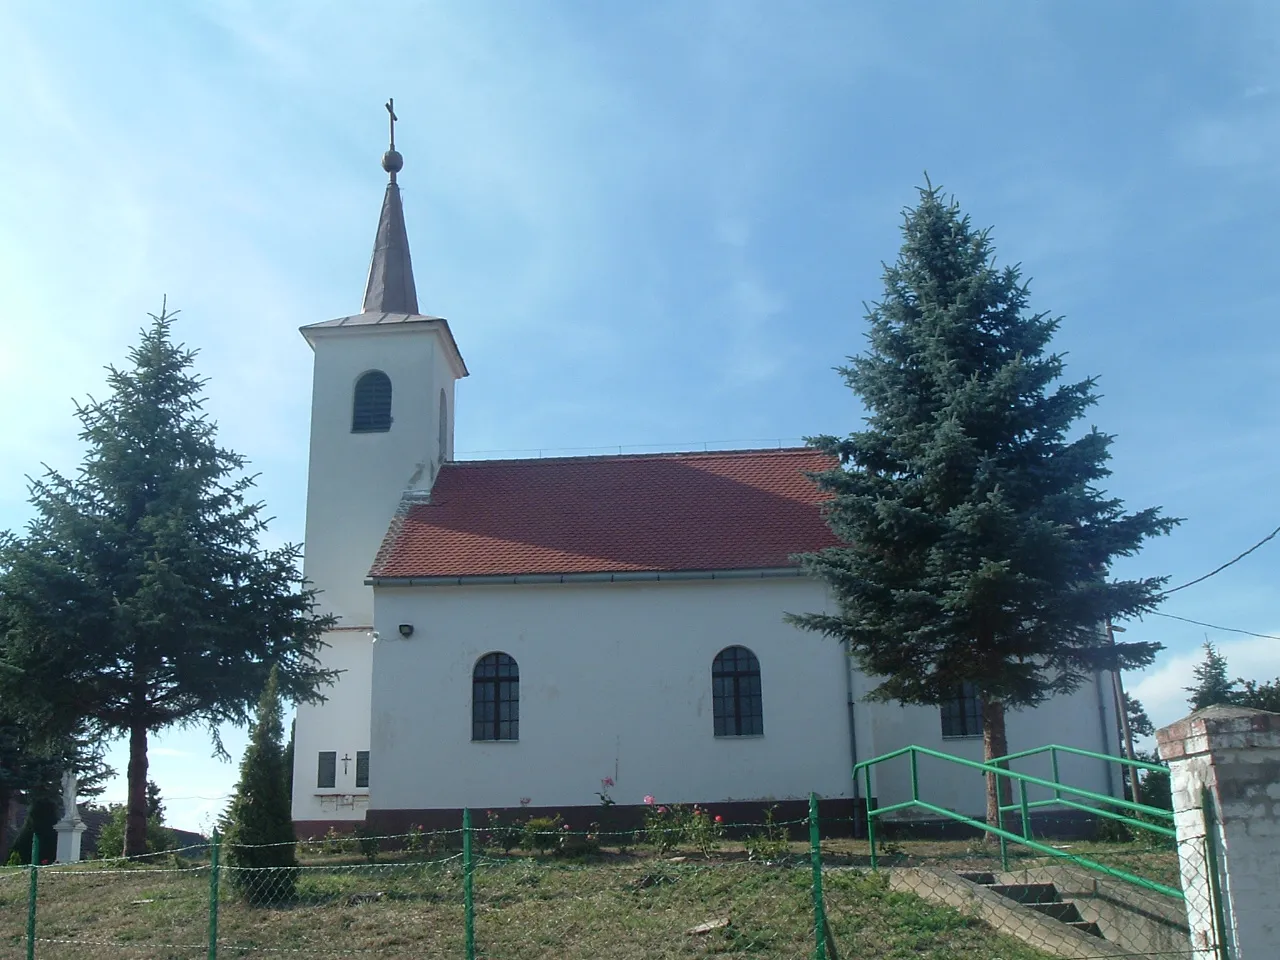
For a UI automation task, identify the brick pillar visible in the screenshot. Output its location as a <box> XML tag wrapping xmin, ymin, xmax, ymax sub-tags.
<box><xmin>1157</xmin><ymin>705</ymin><xmax>1280</xmax><ymax>960</ymax></box>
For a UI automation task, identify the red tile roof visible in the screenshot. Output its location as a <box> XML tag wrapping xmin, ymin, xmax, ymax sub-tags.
<box><xmin>369</xmin><ymin>448</ymin><xmax>841</xmax><ymax>579</ymax></box>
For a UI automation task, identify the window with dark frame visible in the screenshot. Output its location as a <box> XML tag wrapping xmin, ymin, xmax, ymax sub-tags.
<box><xmin>941</xmin><ymin>682</ymin><xmax>983</xmax><ymax>738</ymax></box>
<box><xmin>472</xmin><ymin>652</ymin><xmax>519</xmax><ymax>741</ymax></box>
<box><xmin>355</xmin><ymin>750</ymin><xmax>370</xmax><ymax>789</ymax></box>
<box><xmin>351</xmin><ymin>370</ymin><xmax>392</xmax><ymax>433</ymax></box>
<box><xmin>712</xmin><ymin>646</ymin><xmax>764</xmax><ymax>737</ymax></box>
<box><xmin>317</xmin><ymin>751</ymin><xmax>337</xmax><ymax>789</ymax></box>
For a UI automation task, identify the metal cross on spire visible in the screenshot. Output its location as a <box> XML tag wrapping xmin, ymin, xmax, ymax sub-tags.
<box><xmin>381</xmin><ymin>98</ymin><xmax>404</xmax><ymax>182</ymax></box>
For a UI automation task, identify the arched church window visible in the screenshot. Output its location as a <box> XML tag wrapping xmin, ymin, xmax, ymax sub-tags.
<box><xmin>352</xmin><ymin>370</ymin><xmax>392</xmax><ymax>433</ymax></box>
<box><xmin>712</xmin><ymin>646</ymin><xmax>763</xmax><ymax>737</ymax></box>
<box><xmin>438</xmin><ymin>388</ymin><xmax>448</xmax><ymax>462</ymax></box>
<box><xmin>473</xmin><ymin>652</ymin><xmax>519</xmax><ymax>741</ymax></box>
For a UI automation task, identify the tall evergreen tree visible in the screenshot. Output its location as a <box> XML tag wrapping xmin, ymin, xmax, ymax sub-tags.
<box><xmin>1123</xmin><ymin>693</ymin><xmax>1155</xmax><ymax>739</ymax></box>
<box><xmin>0</xmin><ymin>304</ymin><xmax>336</xmax><ymax>857</ymax></box>
<box><xmin>223</xmin><ymin>665</ymin><xmax>299</xmax><ymax>905</ymax></box>
<box><xmin>1185</xmin><ymin>641</ymin><xmax>1236</xmax><ymax>710</ymax></box>
<box><xmin>1235</xmin><ymin>678</ymin><xmax>1280</xmax><ymax>713</ymax></box>
<box><xmin>146</xmin><ymin>780</ymin><xmax>165</xmax><ymax>823</ymax></box>
<box><xmin>791</xmin><ymin>183</ymin><xmax>1178</xmax><ymax>827</ymax></box>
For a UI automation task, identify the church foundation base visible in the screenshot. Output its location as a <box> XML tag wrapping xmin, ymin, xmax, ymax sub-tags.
<box><xmin>299</xmin><ymin>797</ymin><xmax>862</xmax><ymax>842</ymax></box>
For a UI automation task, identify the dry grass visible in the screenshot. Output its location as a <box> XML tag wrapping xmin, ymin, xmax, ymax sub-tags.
<box><xmin>0</xmin><ymin>836</ymin><xmax>1178</xmax><ymax>959</ymax></box>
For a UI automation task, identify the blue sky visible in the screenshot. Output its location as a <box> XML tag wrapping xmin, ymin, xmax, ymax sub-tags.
<box><xmin>2</xmin><ymin>1</ymin><xmax>1277</xmax><ymax>832</ymax></box>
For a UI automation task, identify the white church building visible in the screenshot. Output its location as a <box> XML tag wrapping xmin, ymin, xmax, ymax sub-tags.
<box><xmin>290</xmin><ymin>127</ymin><xmax>1124</xmax><ymax>836</ymax></box>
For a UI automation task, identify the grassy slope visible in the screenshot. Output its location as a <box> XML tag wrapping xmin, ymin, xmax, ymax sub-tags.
<box><xmin>0</xmin><ymin>839</ymin><xmax>1178</xmax><ymax>959</ymax></box>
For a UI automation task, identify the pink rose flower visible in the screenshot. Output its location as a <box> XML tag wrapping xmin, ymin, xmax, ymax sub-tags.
<box><xmin>644</xmin><ymin>795</ymin><xmax>655</xmax><ymax>805</ymax></box>
<box><xmin>602</xmin><ymin>777</ymin><xmax>614</xmax><ymax>787</ymax></box>
<box><xmin>657</xmin><ymin>806</ymin><xmax>668</xmax><ymax>814</ymax></box>
<box><xmin>714</xmin><ymin>815</ymin><xmax>723</xmax><ymax>823</ymax></box>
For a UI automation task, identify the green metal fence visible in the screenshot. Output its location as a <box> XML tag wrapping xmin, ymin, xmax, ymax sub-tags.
<box><xmin>1</xmin><ymin>757</ymin><xmax>1205</xmax><ymax>959</ymax></box>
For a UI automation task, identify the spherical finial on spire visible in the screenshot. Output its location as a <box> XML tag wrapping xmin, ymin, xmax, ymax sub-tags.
<box><xmin>382</xmin><ymin>149</ymin><xmax>404</xmax><ymax>174</ymax></box>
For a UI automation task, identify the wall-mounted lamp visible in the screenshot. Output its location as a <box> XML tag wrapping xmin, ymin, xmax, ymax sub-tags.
<box><xmin>398</xmin><ymin>623</ymin><xmax>415</xmax><ymax>639</ymax></box>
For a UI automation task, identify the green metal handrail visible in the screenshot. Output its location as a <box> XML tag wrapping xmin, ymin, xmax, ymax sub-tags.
<box><xmin>991</xmin><ymin>742</ymin><xmax>1169</xmax><ymax>776</ymax></box>
<box><xmin>987</xmin><ymin>744</ymin><xmax>1173</xmax><ymax>834</ymax></box>
<box><xmin>853</xmin><ymin>744</ymin><xmax>1182</xmax><ymax>900</ymax></box>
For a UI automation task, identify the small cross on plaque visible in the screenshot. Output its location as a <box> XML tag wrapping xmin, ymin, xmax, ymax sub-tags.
<box><xmin>340</xmin><ymin>753</ymin><xmax>353</xmax><ymax>775</ymax></box>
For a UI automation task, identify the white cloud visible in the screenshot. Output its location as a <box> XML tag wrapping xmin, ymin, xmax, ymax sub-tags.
<box><xmin>1128</xmin><ymin>634</ymin><xmax>1280</xmax><ymax>734</ymax></box>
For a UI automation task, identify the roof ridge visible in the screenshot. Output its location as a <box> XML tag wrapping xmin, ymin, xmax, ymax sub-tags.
<box><xmin>446</xmin><ymin>447</ymin><xmax>822</xmax><ymax>468</ymax></box>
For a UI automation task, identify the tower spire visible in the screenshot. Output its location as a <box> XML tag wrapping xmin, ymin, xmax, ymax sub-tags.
<box><xmin>362</xmin><ymin>98</ymin><xmax>419</xmax><ymax>315</ymax></box>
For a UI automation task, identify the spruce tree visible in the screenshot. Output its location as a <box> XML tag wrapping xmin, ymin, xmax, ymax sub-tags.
<box><xmin>146</xmin><ymin>780</ymin><xmax>165</xmax><ymax>823</ymax></box>
<box><xmin>1185</xmin><ymin>641</ymin><xmax>1236</xmax><ymax>709</ymax></box>
<box><xmin>1123</xmin><ymin>693</ymin><xmax>1155</xmax><ymax>739</ymax></box>
<box><xmin>791</xmin><ymin>183</ymin><xmax>1178</xmax><ymax>827</ymax></box>
<box><xmin>224</xmin><ymin>665</ymin><xmax>299</xmax><ymax>905</ymax></box>
<box><xmin>1235</xmin><ymin>679</ymin><xmax>1280</xmax><ymax>713</ymax></box>
<box><xmin>0</xmin><ymin>304</ymin><xmax>336</xmax><ymax>857</ymax></box>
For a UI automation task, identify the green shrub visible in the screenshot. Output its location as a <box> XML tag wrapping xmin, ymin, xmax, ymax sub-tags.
<box><xmin>322</xmin><ymin>825</ymin><xmax>355</xmax><ymax>856</ymax></box>
<box><xmin>482</xmin><ymin>811</ymin><xmax>523</xmax><ymax>854</ymax></box>
<box><xmin>404</xmin><ymin>823</ymin><xmax>426</xmax><ymax>855</ymax></box>
<box><xmin>686</xmin><ymin>806</ymin><xmax>724</xmax><ymax>857</ymax></box>
<box><xmin>555</xmin><ymin>824</ymin><xmax>601</xmax><ymax>859</ymax></box>
<box><xmin>354</xmin><ymin>826</ymin><xmax>380</xmax><ymax>863</ymax></box>
<box><xmin>744</xmin><ymin>805</ymin><xmax>790</xmax><ymax>862</ymax></box>
<box><xmin>644</xmin><ymin>802</ymin><xmax>688</xmax><ymax>854</ymax></box>
<box><xmin>643</xmin><ymin>801</ymin><xmax>722</xmax><ymax>856</ymax></box>
<box><xmin>521</xmin><ymin>815</ymin><xmax>563</xmax><ymax>852</ymax></box>
<box><xmin>94</xmin><ymin>805</ymin><xmax>175</xmax><ymax>860</ymax></box>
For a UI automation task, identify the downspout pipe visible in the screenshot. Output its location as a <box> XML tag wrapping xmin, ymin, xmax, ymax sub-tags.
<box><xmin>844</xmin><ymin>640</ymin><xmax>861</xmax><ymax>836</ymax></box>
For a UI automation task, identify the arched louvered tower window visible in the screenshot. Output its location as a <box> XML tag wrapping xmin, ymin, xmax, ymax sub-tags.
<box><xmin>712</xmin><ymin>646</ymin><xmax>763</xmax><ymax>737</ymax></box>
<box><xmin>351</xmin><ymin>370</ymin><xmax>392</xmax><ymax>433</ymax></box>
<box><xmin>438</xmin><ymin>387</ymin><xmax>449</xmax><ymax>462</ymax></box>
<box><xmin>473</xmin><ymin>652</ymin><xmax>519</xmax><ymax>741</ymax></box>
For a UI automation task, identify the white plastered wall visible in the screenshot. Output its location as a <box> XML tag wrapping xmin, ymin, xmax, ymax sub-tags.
<box><xmin>369</xmin><ymin>577</ymin><xmax>852</xmax><ymax>811</ymax></box>
<box><xmin>291</xmin><ymin>629</ymin><xmax>375</xmax><ymax>822</ymax></box>
<box><xmin>291</xmin><ymin>321</ymin><xmax>459</xmax><ymax>823</ymax></box>
<box><xmin>300</xmin><ymin>325</ymin><xmax>458</xmax><ymax>627</ymax></box>
<box><xmin>367</xmin><ymin>576</ymin><xmax>1122</xmax><ymax>819</ymax></box>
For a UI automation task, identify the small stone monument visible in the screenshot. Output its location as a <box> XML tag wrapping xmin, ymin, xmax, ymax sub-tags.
<box><xmin>53</xmin><ymin>769</ymin><xmax>86</xmax><ymax>863</ymax></box>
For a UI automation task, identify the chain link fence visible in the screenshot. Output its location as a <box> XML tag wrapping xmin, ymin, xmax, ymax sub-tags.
<box><xmin>3</xmin><ymin>798</ymin><xmax>1216</xmax><ymax>960</ymax></box>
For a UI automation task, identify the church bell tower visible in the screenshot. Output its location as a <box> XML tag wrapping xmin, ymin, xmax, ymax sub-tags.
<box><xmin>291</xmin><ymin>102</ymin><xmax>468</xmax><ymax>825</ymax></box>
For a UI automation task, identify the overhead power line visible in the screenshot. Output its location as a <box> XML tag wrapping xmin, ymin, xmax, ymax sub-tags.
<box><xmin>1162</xmin><ymin>524</ymin><xmax>1280</xmax><ymax>596</ymax></box>
<box><xmin>1149</xmin><ymin>611</ymin><xmax>1280</xmax><ymax>641</ymax></box>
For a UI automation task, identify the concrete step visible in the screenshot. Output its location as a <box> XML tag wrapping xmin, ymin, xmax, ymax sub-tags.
<box><xmin>987</xmin><ymin>882</ymin><xmax>1061</xmax><ymax>905</ymax></box>
<box><xmin>979</xmin><ymin>878</ymin><xmax>1111</xmax><ymax>945</ymax></box>
<box><xmin>1028</xmin><ymin>900</ymin><xmax>1085</xmax><ymax>923</ymax></box>
<box><xmin>889</xmin><ymin>870</ymin><xmax>1134</xmax><ymax>959</ymax></box>
<box><xmin>1068</xmin><ymin>919</ymin><xmax>1105</xmax><ymax>939</ymax></box>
